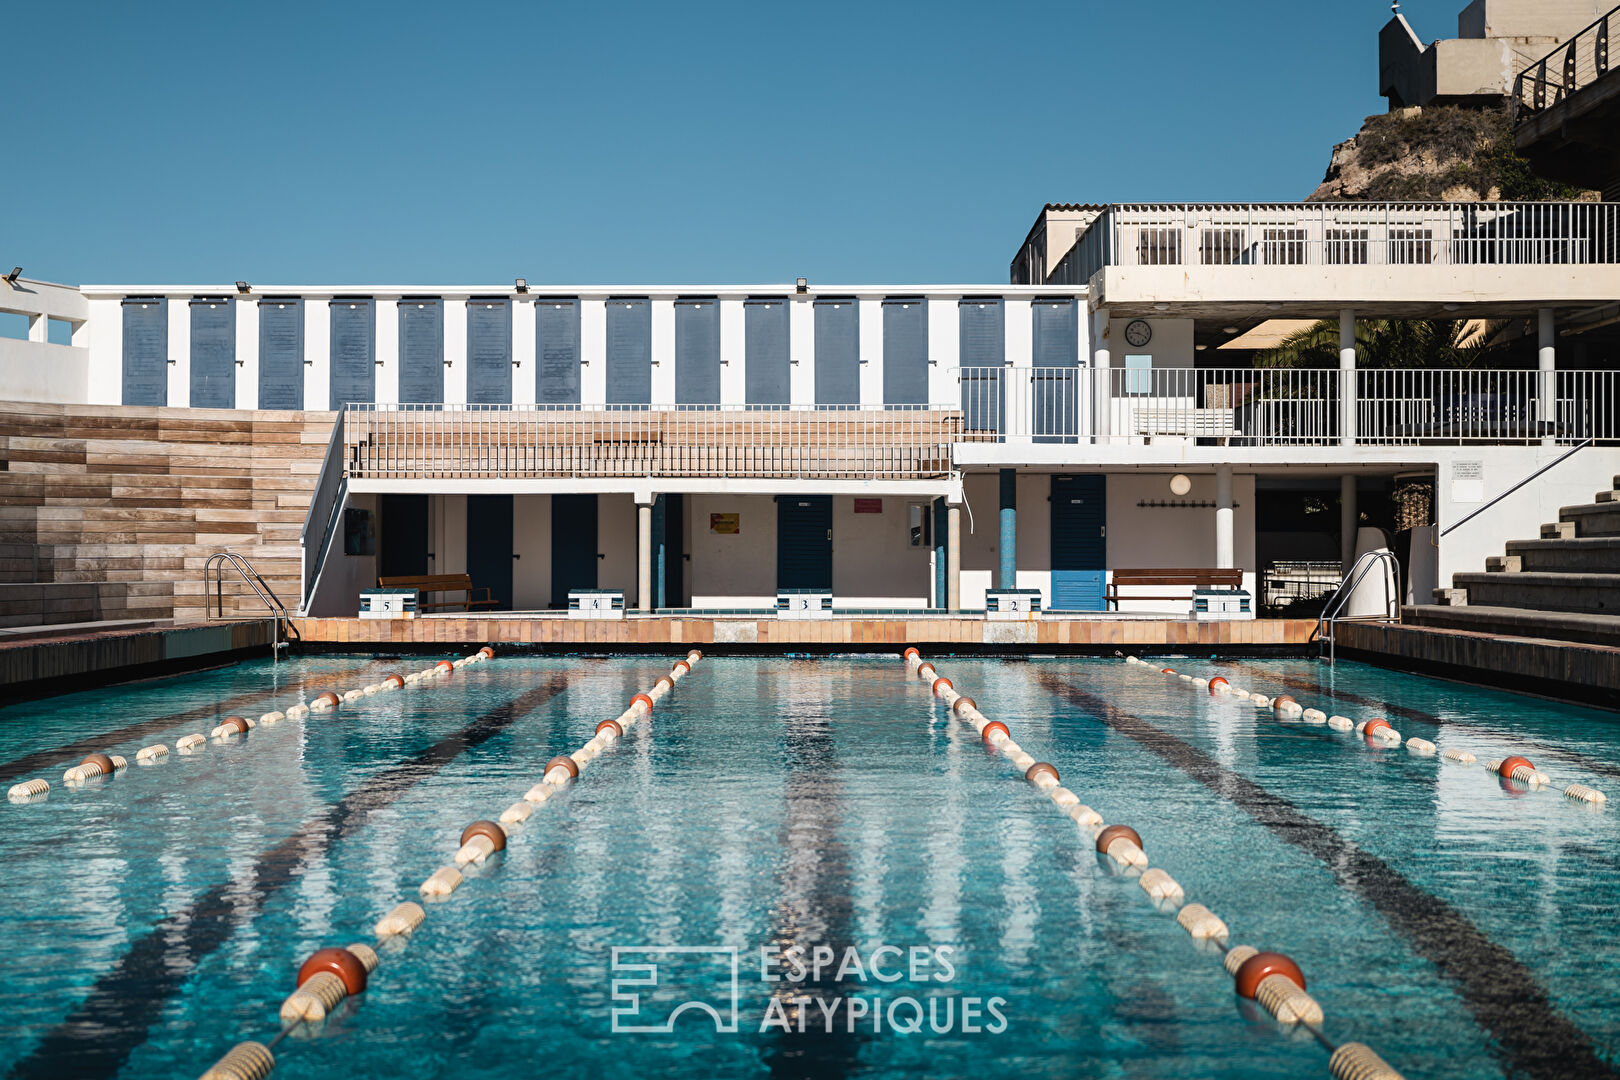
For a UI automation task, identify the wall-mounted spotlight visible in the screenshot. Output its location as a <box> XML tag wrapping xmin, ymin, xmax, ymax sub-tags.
<box><xmin>235</xmin><ymin>281</ymin><xmax>251</xmax><ymax>294</ymax></box>
<box><xmin>514</xmin><ymin>278</ymin><xmax>528</xmax><ymax>292</ymax></box>
<box><xmin>796</xmin><ymin>277</ymin><xmax>808</xmax><ymax>294</ymax></box>
<box><xmin>3</xmin><ymin>267</ymin><xmax>21</xmax><ymax>284</ymax></box>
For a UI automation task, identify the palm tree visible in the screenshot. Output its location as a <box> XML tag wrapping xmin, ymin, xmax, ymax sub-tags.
<box><xmin>1255</xmin><ymin>318</ymin><xmax>1509</xmax><ymax>369</ymax></box>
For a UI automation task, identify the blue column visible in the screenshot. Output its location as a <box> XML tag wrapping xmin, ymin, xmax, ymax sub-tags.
<box><xmin>652</xmin><ymin>495</ymin><xmax>667</xmax><ymax>610</ymax></box>
<box><xmin>933</xmin><ymin>498</ymin><xmax>947</xmax><ymax>610</ymax></box>
<box><xmin>999</xmin><ymin>469</ymin><xmax>1017</xmax><ymax>590</ymax></box>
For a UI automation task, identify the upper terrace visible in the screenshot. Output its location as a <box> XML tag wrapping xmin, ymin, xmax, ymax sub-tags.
<box><xmin>1051</xmin><ymin>201</ymin><xmax>1620</xmax><ymax>322</ymax></box>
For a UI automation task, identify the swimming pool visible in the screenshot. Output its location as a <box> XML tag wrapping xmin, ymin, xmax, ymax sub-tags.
<box><xmin>1</xmin><ymin>651</ymin><xmax>1615</xmax><ymax>1079</ymax></box>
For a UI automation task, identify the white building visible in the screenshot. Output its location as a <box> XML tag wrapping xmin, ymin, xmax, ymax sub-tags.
<box><xmin>3</xmin><ymin>199</ymin><xmax>1617</xmax><ymax>620</ymax></box>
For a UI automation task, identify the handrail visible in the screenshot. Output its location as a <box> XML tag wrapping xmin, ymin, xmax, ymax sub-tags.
<box><xmin>204</xmin><ymin>551</ymin><xmax>290</xmax><ymax>660</ymax></box>
<box><xmin>1320</xmin><ymin>550</ymin><xmax>1402</xmax><ymax>663</ymax></box>
<box><xmin>1440</xmin><ymin>438</ymin><xmax>1594</xmax><ymax>537</ymax></box>
<box><xmin>1513</xmin><ymin>5</ymin><xmax>1615</xmax><ymax>118</ymax></box>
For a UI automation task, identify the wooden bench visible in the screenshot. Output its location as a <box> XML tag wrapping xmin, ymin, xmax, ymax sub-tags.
<box><xmin>377</xmin><ymin>573</ymin><xmax>498</xmax><ymax>613</ymax></box>
<box><xmin>1107</xmin><ymin>568</ymin><xmax>1243</xmax><ymax>610</ymax></box>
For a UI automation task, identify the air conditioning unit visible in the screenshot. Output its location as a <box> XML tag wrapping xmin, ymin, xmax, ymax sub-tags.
<box><xmin>985</xmin><ymin>589</ymin><xmax>1042</xmax><ymax>620</ymax></box>
<box><xmin>569</xmin><ymin>589</ymin><xmax>625</xmax><ymax>620</ymax></box>
<box><xmin>359</xmin><ymin>587</ymin><xmax>418</xmax><ymax>619</ymax></box>
<box><xmin>777</xmin><ymin>589</ymin><xmax>833</xmax><ymax>619</ymax></box>
<box><xmin>1192</xmin><ymin>588</ymin><xmax>1253</xmax><ymax>621</ymax></box>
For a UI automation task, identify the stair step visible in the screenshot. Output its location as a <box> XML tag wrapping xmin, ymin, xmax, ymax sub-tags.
<box><xmin>1560</xmin><ymin>501</ymin><xmax>1620</xmax><ymax>537</ymax></box>
<box><xmin>1405</xmin><ymin>604</ymin><xmax>1620</xmax><ymax>649</ymax></box>
<box><xmin>1484</xmin><ymin>555</ymin><xmax>1522</xmax><ymax>573</ymax></box>
<box><xmin>1597</xmin><ymin>490</ymin><xmax>1620</xmax><ymax>504</ymax></box>
<box><xmin>1505</xmin><ymin>536</ymin><xmax>1620</xmax><ymax>572</ymax></box>
<box><xmin>1450</xmin><ymin>571</ymin><xmax>1620</xmax><ymax>616</ymax></box>
<box><xmin>1542</xmin><ymin>521</ymin><xmax>1576</xmax><ymax>539</ymax></box>
<box><xmin>1432</xmin><ymin>587</ymin><xmax>1469</xmax><ymax>606</ymax></box>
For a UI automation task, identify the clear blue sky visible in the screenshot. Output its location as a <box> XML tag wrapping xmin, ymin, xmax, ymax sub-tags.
<box><xmin>4</xmin><ymin>1</ymin><xmax>1463</xmax><ymax>286</ymax></box>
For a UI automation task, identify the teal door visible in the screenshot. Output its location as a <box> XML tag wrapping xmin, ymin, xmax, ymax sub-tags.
<box><xmin>1050</xmin><ymin>475</ymin><xmax>1106</xmax><ymax>610</ymax></box>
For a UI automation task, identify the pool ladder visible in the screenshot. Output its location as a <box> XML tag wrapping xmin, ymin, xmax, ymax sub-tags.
<box><xmin>1319</xmin><ymin>550</ymin><xmax>1402</xmax><ymax>664</ymax></box>
<box><xmin>204</xmin><ymin>551</ymin><xmax>292</xmax><ymax>661</ymax></box>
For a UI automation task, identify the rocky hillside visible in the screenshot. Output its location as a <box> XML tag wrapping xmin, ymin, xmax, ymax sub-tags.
<box><xmin>1309</xmin><ymin>103</ymin><xmax>1593</xmax><ymax>202</ymax></box>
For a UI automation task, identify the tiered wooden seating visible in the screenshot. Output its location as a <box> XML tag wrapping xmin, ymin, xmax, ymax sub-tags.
<box><xmin>0</xmin><ymin>404</ymin><xmax>335</xmax><ymax>622</ymax></box>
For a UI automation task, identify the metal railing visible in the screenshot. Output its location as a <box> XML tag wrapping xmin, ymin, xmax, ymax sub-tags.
<box><xmin>1064</xmin><ymin>203</ymin><xmax>1620</xmax><ymax>282</ymax></box>
<box><xmin>1440</xmin><ymin>438</ymin><xmax>1594</xmax><ymax>537</ymax></box>
<box><xmin>1320</xmin><ymin>550</ymin><xmax>1403</xmax><ymax>664</ymax></box>
<box><xmin>204</xmin><ymin>551</ymin><xmax>290</xmax><ymax>660</ymax></box>
<box><xmin>954</xmin><ymin>367</ymin><xmax>1620</xmax><ymax>447</ymax></box>
<box><xmin>301</xmin><ymin>410</ymin><xmax>347</xmax><ymax>613</ymax></box>
<box><xmin>1514</xmin><ymin>6</ymin><xmax>1615</xmax><ymax>117</ymax></box>
<box><xmin>344</xmin><ymin>403</ymin><xmax>979</xmax><ymax>481</ymax></box>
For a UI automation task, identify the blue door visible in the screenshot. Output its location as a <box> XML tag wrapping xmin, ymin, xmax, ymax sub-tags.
<box><xmin>1050</xmin><ymin>475</ymin><xmax>1106</xmax><ymax>610</ymax></box>
<box><xmin>814</xmin><ymin>299</ymin><xmax>858</xmax><ymax>407</ymax></box>
<box><xmin>122</xmin><ymin>298</ymin><xmax>168</xmax><ymax>406</ymax></box>
<box><xmin>536</xmin><ymin>300</ymin><xmax>581</xmax><ymax>405</ymax></box>
<box><xmin>466</xmin><ymin>495</ymin><xmax>513</xmax><ymax>610</ymax></box>
<box><xmin>398</xmin><ymin>300</ymin><xmax>443</xmax><ymax>404</ymax></box>
<box><xmin>330</xmin><ymin>300</ymin><xmax>375</xmax><ymax>409</ymax></box>
<box><xmin>675</xmin><ymin>299</ymin><xmax>720</xmax><ymax>406</ymax></box>
<box><xmin>550</xmin><ymin>493</ymin><xmax>598</xmax><ymax>608</ymax></box>
<box><xmin>190</xmin><ymin>298</ymin><xmax>235</xmax><ymax>408</ymax></box>
<box><xmin>379</xmin><ymin>494</ymin><xmax>429</xmax><ymax>579</ymax></box>
<box><xmin>258</xmin><ymin>299</ymin><xmax>304</xmax><ymax>409</ymax></box>
<box><xmin>958</xmin><ymin>299</ymin><xmax>1005</xmax><ymax>433</ymax></box>
<box><xmin>882</xmin><ymin>298</ymin><xmax>928</xmax><ymax>407</ymax></box>
<box><xmin>606</xmin><ymin>298</ymin><xmax>651</xmax><ymax>407</ymax></box>
<box><xmin>467</xmin><ymin>299</ymin><xmax>512</xmax><ymax>404</ymax></box>
<box><xmin>744</xmin><ymin>299</ymin><xmax>789</xmax><ymax>406</ymax></box>
<box><xmin>1033</xmin><ymin>299</ymin><xmax>1080</xmax><ymax>441</ymax></box>
<box><xmin>777</xmin><ymin>495</ymin><xmax>832</xmax><ymax>591</ymax></box>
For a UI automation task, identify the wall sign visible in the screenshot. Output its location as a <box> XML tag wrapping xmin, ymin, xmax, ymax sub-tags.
<box><xmin>854</xmin><ymin>498</ymin><xmax>883</xmax><ymax>514</ymax></box>
<box><xmin>1451</xmin><ymin>460</ymin><xmax>1484</xmax><ymax>504</ymax></box>
<box><xmin>710</xmin><ymin>513</ymin><xmax>739</xmax><ymax>534</ymax></box>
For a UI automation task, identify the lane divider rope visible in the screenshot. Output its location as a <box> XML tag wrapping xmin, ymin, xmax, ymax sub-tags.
<box><xmin>197</xmin><ymin>649</ymin><xmax>706</xmax><ymax>1080</ymax></box>
<box><xmin>903</xmin><ymin>649</ymin><xmax>1407</xmax><ymax>1080</ymax></box>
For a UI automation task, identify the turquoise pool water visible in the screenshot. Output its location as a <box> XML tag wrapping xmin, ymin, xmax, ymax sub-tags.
<box><xmin>0</xmin><ymin>654</ymin><xmax>1616</xmax><ymax>1079</ymax></box>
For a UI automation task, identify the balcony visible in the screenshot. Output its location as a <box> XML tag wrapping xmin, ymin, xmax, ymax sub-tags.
<box><xmin>955</xmin><ymin>367</ymin><xmax>1620</xmax><ymax>447</ymax></box>
<box><xmin>343</xmin><ymin>403</ymin><xmax>976</xmax><ymax>481</ymax></box>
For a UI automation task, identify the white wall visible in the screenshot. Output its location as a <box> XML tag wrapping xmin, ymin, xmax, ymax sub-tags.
<box><xmin>375</xmin><ymin>299</ymin><xmax>400</xmax><ymax>404</ymax></box>
<box><xmin>85</xmin><ymin>297</ymin><xmax>121</xmax><ymax>406</ymax></box>
<box><xmin>444</xmin><ymin>299</ymin><xmax>468</xmax><ymax>405</ymax></box>
<box><xmin>1106</xmin><ymin>472</ymin><xmax>1258</xmax><ymax>612</ymax></box>
<box><xmin>234</xmin><ymin>296</ymin><xmax>259</xmax><ymax>409</ymax></box>
<box><xmin>720</xmin><ymin>299</ymin><xmax>746</xmax><ymax>405</ymax></box>
<box><xmin>858</xmin><ymin>298</ymin><xmax>883</xmax><ymax>405</ymax></box>
<box><xmin>513</xmin><ymin>494</ymin><xmax>551</xmax><ymax>609</ymax></box>
<box><xmin>650</xmin><ymin>300</ymin><xmax>675</xmax><ymax>406</ymax></box>
<box><xmin>305</xmin><ymin>299</ymin><xmax>331</xmax><ymax>410</ymax></box>
<box><xmin>599</xmin><ymin>493</ymin><xmax>640</xmax><ymax>605</ymax></box>
<box><xmin>688</xmin><ymin>493</ymin><xmax>777</xmax><ymax>606</ymax></box>
<box><xmin>429</xmin><ymin>494</ymin><xmax>467</xmax><ymax>575</ymax></box>
<box><xmin>513</xmin><ymin>299</ymin><xmax>537</xmax><ymax>405</ymax></box>
<box><xmin>166</xmin><ymin>298</ymin><xmax>189</xmax><ymax>407</ymax></box>
<box><xmin>309</xmin><ymin>491</ymin><xmax>378</xmax><ymax>616</ymax></box>
<box><xmin>959</xmin><ymin>472</ymin><xmax>1054</xmax><ymax>610</ymax></box>
<box><xmin>0</xmin><ymin>339</ymin><xmax>88</xmax><ymax>403</ymax></box>
<box><xmin>832</xmin><ymin>495</ymin><xmax>930</xmax><ymax>606</ymax></box>
<box><xmin>1107</xmin><ymin>317</ymin><xmax>1194</xmax><ymax>370</ymax></box>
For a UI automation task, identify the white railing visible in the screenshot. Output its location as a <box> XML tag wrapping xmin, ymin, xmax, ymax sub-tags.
<box><xmin>344</xmin><ymin>403</ymin><xmax>977</xmax><ymax>480</ymax></box>
<box><xmin>301</xmin><ymin>410</ymin><xmax>347</xmax><ymax>611</ymax></box>
<box><xmin>955</xmin><ymin>368</ymin><xmax>1620</xmax><ymax>447</ymax></box>
<box><xmin>1066</xmin><ymin>203</ymin><xmax>1620</xmax><ymax>281</ymax></box>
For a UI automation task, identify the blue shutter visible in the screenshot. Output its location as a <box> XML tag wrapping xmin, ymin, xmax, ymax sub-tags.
<box><xmin>745</xmin><ymin>299</ymin><xmax>790</xmax><ymax>406</ymax></box>
<box><xmin>258</xmin><ymin>299</ymin><xmax>304</xmax><ymax>409</ymax></box>
<box><xmin>398</xmin><ymin>300</ymin><xmax>443</xmax><ymax>404</ymax></box>
<box><xmin>121</xmin><ymin>298</ymin><xmax>168</xmax><ymax>406</ymax></box>
<box><xmin>813</xmin><ymin>299</ymin><xmax>859</xmax><ymax>407</ymax></box>
<box><xmin>329</xmin><ymin>300</ymin><xmax>375</xmax><ymax>409</ymax></box>
<box><xmin>605</xmin><ymin>298</ymin><xmax>651</xmax><ymax>408</ymax></box>
<box><xmin>467</xmin><ymin>299</ymin><xmax>513</xmax><ymax>405</ymax></box>
<box><xmin>189</xmin><ymin>298</ymin><xmax>235</xmax><ymax>408</ymax></box>
<box><xmin>536</xmin><ymin>300</ymin><xmax>581</xmax><ymax>405</ymax></box>
<box><xmin>675</xmin><ymin>299</ymin><xmax>720</xmax><ymax>407</ymax></box>
<box><xmin>1033</xmin><ymin>299</ymin><xmax>1080</xmax><ymax>440</ymax></box>
<box><xmin>882</xmin><ymin>298</ymin><xmax>928</xmax><ymax>407</ymax></box>
<box><xmin>959</xmin><ymin>300</ymin><xmax>1005</xmax><ymax>432</ymax></box>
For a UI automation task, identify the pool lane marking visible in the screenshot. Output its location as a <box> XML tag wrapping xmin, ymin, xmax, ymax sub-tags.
<box><xmin>0</xmin><ymin>658</ymin><xmax>395</xmax><ymax>786</ymax></box>
<box><xmin>1038</xmin><ymin>673</ymin><xmax>1618</xmax><ymax>1080</ymax></box>
<box><xmin>906</xmin><ymin>654</ymin><xmax>1363</xmax><ymax>1070</ymax></box>
<box><xmin>6</xmin><ymin>673</ymin><xmax>571</xmax><ymax>1080</ymax></box>
<box><xmin>1219</xmin><ymin>660</ymin><xmax>1620</xmax><ymax>787</ymax></box>
<box><xmin>203</xmin><ymin>651</ymin><xmax>708</xmax><ymax>1079</ymax></box>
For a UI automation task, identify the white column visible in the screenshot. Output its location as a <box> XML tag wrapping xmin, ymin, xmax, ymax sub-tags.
<box><xmin>858</xmin><ymin>297</ymin><xmax>883</xmax><ymax>406</ymax></box>
<box><xmin>374</xmin><ymin>298</ymin><xmax>400</xmax><ymax>405</ymax></box>
<box><xmin>27</xmin><ymin>312</ymin><xmax>48</xmax><ymax>342</ymax></box>
<box><xmin>1341</xmin><ymin>474</ymin><xmax>1357</xmax><ymax>573</ymax></box>
<box><xmin>235</xmin><ymin>297</ymin><xmax>259</xmax><ymax>410</ymax></box>
<box><xmin>443</xmin><ymin>298</ymin><xmax>468</xmax><ymax>405</ymax></box>
<box><xmin>788</xmin><ymin>297</ymin><xmax>814</xmax><ymax>406</ymax></box>
<box><xmin>927</xmin><ymin>294</ymin><xmax>959</xmax><ymax>406</ymax></box>
<box><xmin>1091</xmin><ymin>307</ymin><xmax>1110</xmax><ymax>441</ymax></box>
<box><xmin>305</xmin><ymin>298</ymin><xmax>331</xmax><ymax>410</ymax></box>
<box><xmin>512</xmin><ymin>298</ymin><xmax>536</xmax><ymax>405</ymax></box>
<box><xmin>719</xmin><ymin>297</ymin><xmax>746</xmax><ymax>405</ymax></box>
<box><xmin>579</xmin><ymin>297</ymin><xmax>607</xmax><ymax>406</ymax></box>
<box><xmin>1538</xmin><ymin>307</ymin><xmax>1556</xmax><ymax>444</ymax></box>
<box><xmin>1215</xmin><ymin>465</ymin><xmax>1234</xmax><ymax>570</ymax></box>
<box><xmin>1339</xmin><ymin>308</ymin><xmax>1356</xmax><ymax>447</ymax></box>
<box><xmin>946</xmin><ymin>503</ymin><xmax>962</xmax><ymax>611</ymax></box>
<box><xmin>637</xmin><ymin>499</ymin><xmax>654</xmax><ymax>612</ymax></box>
<box><xmin>650</xmin><ymin>299</ymin><xmax>676</xmax><ymax>406</ymax></box>
<box><xmin>166</xmin><ymin>298</ymin><xmax>189</xmax><ymax>408</ymax></box>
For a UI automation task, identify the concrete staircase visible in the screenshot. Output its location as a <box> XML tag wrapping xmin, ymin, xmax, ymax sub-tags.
<box><xmin>0</xmin><ymin>404</ymin><xmax>335</xmax><ymax>623</ymax></box>
<box><xmin>1408</xmin><ymin>474</ymin><xmax>1620</xmax><ymax>646</ymax></box>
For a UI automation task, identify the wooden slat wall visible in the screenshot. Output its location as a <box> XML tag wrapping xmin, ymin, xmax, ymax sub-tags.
<box><xmin>0</xmin><ymin>404</ymin><xmax>335</xmax><ymax>622</ymax></box>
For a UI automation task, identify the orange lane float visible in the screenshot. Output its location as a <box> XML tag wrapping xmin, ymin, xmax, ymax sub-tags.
<box><xmin>298</xmin><ymin>947</ymin><xmax>370</xmax><ymax>997</ymax></box>
<box><xmin>952</xmin><ymin>696</ymin><xmax>977</xmax><ymax>716</ymax></box>
<box><xmin>383</xmin><ymin>674</ymin><xmax>406</xmax><ymax>689</ymax></box>
<box><xmin>311</xmin><ymin>691</ymin><xmax>341</xmax><ymax>711</ymax></box>
<box><xmin>903</xmin><ymin>647</ymin><xmax>921</xmax><ymax>661</ymax></box>
<box><xmin>1208</xmin><ymin>676</ymin><xmax>1229</xmax><ymax>694</ymax></box>
<box><xmin>981</xmin><ymin>720</ymin><xmax>1010</xmax><ymax>744</ymax></box>
<box><xmin>1095</xmin><ymin>824</ymin><xmax>1142</xmax><ymax>855</ymax></box>
<box><xmin>931</xmin><ymin>677</ymin><xmax>953</xmax><ymax>696</ymax></box>
<box><xmin>1025</xmin><ymin>761</ymin><xmax>1060</xmax><ymax>785</ymax></box>
<box><xmin>596</xmin><ymin>719</ymin><xmax>624</xmax><ymax>739</ymax></box>
<box><xmin>434</xmin><ymin>660</ymin><xmax>454</xmax><ymax>674</ymax></box>
<box><xmin>460</xmin><ymin>820</ymin><xmax>507</xmax><ymax>853</ymax></box>
<box><xmin>672</xmin><ymin>659</ymin><xmax>691</xmax><ymax>676</ymax></box>
<box><xmin>1233</xmin><ymin>951</ymin><xmax>1306</xmax><ymax>999</ymax></box>
<box><xmin>544</xmin><ymin>755</ymin><xmax>580</xmax><ymax>782</ymax></box>
<box><xmin>477</xmin><ymin>646</ymin><xmax>494</xmax><ymax>659</ymax></box>
<box><xmin>630</xmin><ymin>692</ymin><xmax>655</xmax><ymax>714</ymax></box>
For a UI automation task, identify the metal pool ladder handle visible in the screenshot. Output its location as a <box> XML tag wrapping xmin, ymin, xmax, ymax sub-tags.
<box><xmin>204</xmin><ymin>550</ymin><xmax>291</xmax><ymax>660</ymax></box>
<box><xmin>1319</xmin><ymin>549</ymin><xmax>1403</xmax><ymax>664</ymax></box>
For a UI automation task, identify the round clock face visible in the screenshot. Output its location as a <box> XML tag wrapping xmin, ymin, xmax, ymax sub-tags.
<box><xmin>1124</xmin><ymin>319</ymin><xmax>1153</xmax><ymax>347</ymax></box>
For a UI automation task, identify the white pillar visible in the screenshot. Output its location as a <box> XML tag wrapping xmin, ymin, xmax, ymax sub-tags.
<box><xmin>27</xmin><ymin>312</ymin><xmax>48</xmax><ymax>342</ymax></box>
<box><xmin>1339</xmin><ymin>308</ymin><xmax>1356</xmax><ymax>447</ymax></box>
<box><xmin>1092</xmin><ymin>307</ymin><xmax>1111</xmax><ymax>441</ymax></box>
<box><xmin>1341</xmin><ymin>475</ymin><xmax>1357</xmax><ymax>573</ymax></box>
<box><xmin>1538</xmin><ymin>307</ymin><xmax>1556</xmax><ymax>443</ymax></box>
<box><xmin>946</xmin><ymin>504</ymin><xmax>962</xmax><ymax>611</ymax></box>
<box><xmin>1215</xmin><ymin>465</ymin><xmax>1234</xmax><ymax>570</ymax></box>
<box><xmin>637</xmin><ymin>499</ymin><xmax>654</xmax><ymax>612</ymax></box>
